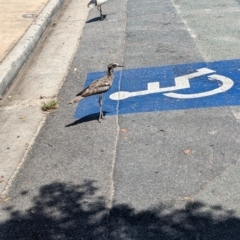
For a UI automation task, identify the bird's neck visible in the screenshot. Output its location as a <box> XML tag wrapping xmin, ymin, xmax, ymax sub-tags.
<box><xmin>107</xmin><ymin>67</ymin><xmax>114</xmax><ymax>76</ymax></box>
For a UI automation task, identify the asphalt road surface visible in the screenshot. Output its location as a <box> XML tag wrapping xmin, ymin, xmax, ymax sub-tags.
<box><xmin>1</xmin><ymin>0</ymin><xmax>240</xmax><ymax>239</ymax></box>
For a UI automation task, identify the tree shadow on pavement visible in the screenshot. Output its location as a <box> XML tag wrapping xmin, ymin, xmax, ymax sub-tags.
<box><xmin>0</xmin><ymin>180</ymin><xmax>240</xmax><ymax>239</ymax></box>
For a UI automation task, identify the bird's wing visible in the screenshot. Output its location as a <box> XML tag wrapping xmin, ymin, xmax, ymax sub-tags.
<box><xmin>76</xmin><ymin>76</ymin><xmax>112</xmax><ymax>97</ymax></box>
<box><xmin>89</xmin><ymin>76</ymin><xmax>112</xmax><ymax>88</ymax></box>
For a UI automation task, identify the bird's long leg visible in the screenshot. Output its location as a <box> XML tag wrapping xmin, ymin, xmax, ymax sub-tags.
<box><xmin>98</xmin><ymin>94</ymin><xmax>104</xmax><ymax>122</ymax></box>
<box><xmin>97</xmin><ymin>5</ymin><xmax>103</xmax><ymax>20</ymax></box>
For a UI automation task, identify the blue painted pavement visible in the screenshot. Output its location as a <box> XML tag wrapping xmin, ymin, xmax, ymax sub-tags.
<box><xmin>74</xmin><ymin>59</ymin><xmax>240</xmax><ymax>119</ymax></box>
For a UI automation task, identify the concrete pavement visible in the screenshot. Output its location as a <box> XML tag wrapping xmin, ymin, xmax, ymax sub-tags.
<box><xmin>0</xmin><ymin>0</ymin><xmax>49</xmax><ymax>62</ymax></box>
<box><xmin>0</xmin><ymin>0</ymin><xmax>90</xmax><ymax>194</ymax></box>
<box><xmin>1</xmin><ymin>0</ymin><xmax>240</xmax><ymax>239</ymax></box>
<box><xmin>0</xmin><ymin>0</ymin><xmax>65</xmax><ymax>98</ymax></box>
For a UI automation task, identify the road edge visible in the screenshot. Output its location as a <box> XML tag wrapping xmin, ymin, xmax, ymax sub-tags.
<box><xmin>0</xmin><ymin>0</ymin><xmax>66</xmax><ymax>99</ymax></box>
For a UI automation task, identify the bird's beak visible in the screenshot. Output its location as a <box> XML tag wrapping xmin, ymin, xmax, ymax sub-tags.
<box><xmin>117</xmin><ymin>65</ymin><xmax>124</xmax><ymax>67</ymax></box>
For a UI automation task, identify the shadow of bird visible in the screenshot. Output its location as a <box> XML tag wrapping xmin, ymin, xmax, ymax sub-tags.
<box><xmin>88</xmin><ymin>0</ymin><xmax>108</xmax><ymax>21</ymax></box>
<box><xmin>69</xmin><ymin>63</ymin><xmax>123</xmax><ymax>122</ymax></box>
<box><xmin>86</xmin><ymin>15</ymin><xmax>107</xmax><ymax>23</ymax></box>
<box><xmin>65</xmin><ymin>111</ymin><xmax>109</xmax><ymax>127</ymax></box>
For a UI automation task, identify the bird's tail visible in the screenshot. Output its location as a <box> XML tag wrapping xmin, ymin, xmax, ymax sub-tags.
<box><xmin>69</xmin><ymin>95</ymin><xmax>84</xmax><ymax>104</ymax></box>
<box><xmin>87</xmin><ymin>3</ymin><xmax>95</xmax><ymax>8</ymax></box>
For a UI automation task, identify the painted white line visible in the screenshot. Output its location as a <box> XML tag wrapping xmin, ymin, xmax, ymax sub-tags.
<box><xmin>164</xmin><ymin>74</ymin><xmax>234</xmax><ymax>99</ymax></box>
<box><xmin>110</xmin><ymin>68</ymin><xmax>219</xmax><ymax>100</ymax></box>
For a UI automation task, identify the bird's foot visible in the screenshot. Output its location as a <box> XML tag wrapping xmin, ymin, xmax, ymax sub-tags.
<box><xmin>100</xmin><ymin>113</ymin><xmax>105</xmax><ymax>120</ymax></box>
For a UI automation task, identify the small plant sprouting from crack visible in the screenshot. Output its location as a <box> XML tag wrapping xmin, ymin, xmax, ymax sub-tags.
<box><xmin>41</xmin><ymin>100</ymin><xmax>58</xmax><ymax>111</ymax></box>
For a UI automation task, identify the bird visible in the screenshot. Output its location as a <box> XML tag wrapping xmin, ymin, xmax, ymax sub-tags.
<box><xmin>70</xmin><ymin>63</ymin><xmax>124</xmax><ymax>122</ymax></box>
<box><xmin>87</xmin><ymin>0</ymin><xmax>108</xmax><ymax>21</ymax></box>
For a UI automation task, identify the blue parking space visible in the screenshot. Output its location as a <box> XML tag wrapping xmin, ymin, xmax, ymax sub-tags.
<box><xmin>74</xmin><ymin>59</ymin><xmax>240</xmax><ymax>119</ymax></box>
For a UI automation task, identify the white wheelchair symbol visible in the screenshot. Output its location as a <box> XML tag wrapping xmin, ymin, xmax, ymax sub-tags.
<box><xmin>110</xmin><ymin>68</ymin><xmax>234</xmax><ymax>100</ymax></box>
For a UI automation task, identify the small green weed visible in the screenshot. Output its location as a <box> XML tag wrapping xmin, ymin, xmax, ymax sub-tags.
<box><xmin>41</xmin><ymin>100</ymin><xmax>58</xmax><ymax>111</ymax></box>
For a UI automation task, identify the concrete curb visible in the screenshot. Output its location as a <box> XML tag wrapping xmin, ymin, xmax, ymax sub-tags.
<box><xmin>0</xmin><ymin>0</ymin><xmax>66</xmax><ymax>99</ymax></box>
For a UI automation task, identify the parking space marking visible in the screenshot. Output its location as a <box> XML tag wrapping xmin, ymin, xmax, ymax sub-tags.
<box><xmin>74</xmin><ymin>59</ymin><xmax>240</xmax><ymax>119</ymax></box>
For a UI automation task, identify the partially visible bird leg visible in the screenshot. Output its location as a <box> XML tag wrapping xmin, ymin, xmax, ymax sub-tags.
<box><xmin>97</xmin><ymin>5</ymin><xmax>103</xmax><ymax>20</ymax></box>
<box><xmin>98</xmin><ymin>94</ymin><xmax>104</xmax><ymax>122</ymax></box>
